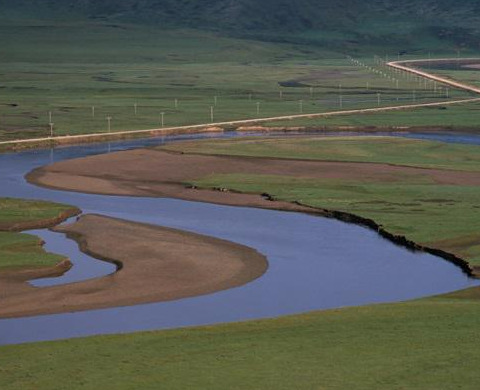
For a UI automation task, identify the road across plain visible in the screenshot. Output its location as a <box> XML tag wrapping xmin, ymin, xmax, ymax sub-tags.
<box><xmin>1</xmin><ymin>58</ymin><xmax>479</xmax><ymax>148</ymax></box>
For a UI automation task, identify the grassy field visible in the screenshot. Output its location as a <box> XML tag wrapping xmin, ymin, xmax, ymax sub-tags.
<box><xmin>0</xmin><ymin>20</ymin><xmax>474</xmax><ymax>142</ymax></box>
<box><xmin>262</xmin><ymin>100</ymin><xmax>480</xmax><ymax>129</ymax></box>
<box><xmin>1</xmin><ymin>292</ymin><xmax>479</xmax><ymax>390</ymax></box>
<box><xmin>0</xmin><ymin>198</ymin><xmax>78</xmax><ymax>269</ymax></box>
<box><xmin>2</xmin><ymin>138</ymin><xmax>480</xmax><ymax>389</ymax></box>
<box><xmin>163</xmin><ymin>136</ymin><xmax>480</xmax><ymax>266</ymax></box>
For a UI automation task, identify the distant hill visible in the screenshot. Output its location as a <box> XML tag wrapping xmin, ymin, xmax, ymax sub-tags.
<box><xmin>1</xmin><ymin>0</ymin><xmax>480</xmax><ymax>53</ymax></box>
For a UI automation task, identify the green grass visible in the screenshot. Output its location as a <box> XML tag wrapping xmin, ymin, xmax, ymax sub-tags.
<box><xmin>1</xmin><ymin>293</ymin><xmax>480</xmax><ymax>390</ymax></box>
<box><xmin>0</xmin><ymin>21</ymin><xmax>474</xmax><ymax>142</ymax></box>
<box><xmin>0</xmin><ymin>231</ymin><xmax>65</xmax><ymax>270</ymax></box>
<box><xmin>0</xmin><ymin>198</ymin><xmax>78</xmax><ymax>270</ymax></box>
<box><xmin>0</xmin><ymin>198</ymin><xmax>78</xmax><ymax>227</ymax></box>
<box><xmin>263</xmin><ymin>101</ymin><xmax>480</xmax><ymax>129</ymax></box>
<box><xmin>163</xmin><ymin>136</ymin><xmax>480</xmax><ymax>264</ymax></box>
<box><xmin>162</xmin><ymin>136</ymin><xmax>480</xmax><ymax>171</ymax></box>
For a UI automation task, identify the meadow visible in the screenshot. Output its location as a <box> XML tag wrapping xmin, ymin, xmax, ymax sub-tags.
<box><xmin>1</xmin><ymin>10</ymin><xmax>480</xmax><ymax>390</ymax></box>
<box><xmin>0</xmin><ymin>198</ymin><xmax>78</xmax><ymax>269</ymax></box>
<box><xmin>0</xmin><ymin>21</ymin><xmax>473</xmax><ymax>142</ymax></box>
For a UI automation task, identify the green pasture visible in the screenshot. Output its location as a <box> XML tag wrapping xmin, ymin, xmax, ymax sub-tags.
<box><xmin>162</xmin><ymin>136</ymin><xmax>480</xmax><ymax>171</ymax></box>
<box><xmin>263</xmin><ymin>101</ymin><xmax>480</xmax><ymax>128</ymax></box>
<box><xmin>0</xmin><ymin>231</ymin><xmax>65</xmax><ymax>270</ymax></box>
<box><xmin>0</xmin><ymin>22</ymin><xmax>472</xmax><ymax>141</ymax></box>
<box><xmin>1</xmin><ymin>292</ymin><xmax>480</xmax><ymax>390</ymax></box>
<box><xmin>0</xmin><ymin>198</ymin><xmax>78</xmax><ymax>269</ymax></box>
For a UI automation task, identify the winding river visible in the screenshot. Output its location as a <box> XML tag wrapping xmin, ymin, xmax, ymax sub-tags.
<box><xmin>0</xmin><ymin>131</ymin><xmax>479</xmax><ymax>346</ymax></box>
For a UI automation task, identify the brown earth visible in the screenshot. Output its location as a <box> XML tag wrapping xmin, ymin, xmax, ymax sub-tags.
<box><xmin>26</xmin><ymin>145</ymin><xmax>480</xmax><ymax>278</ymax></box>
<box><xmin>27</xmin><ymin>148</ymin><xmax>480</xmax><ymax>205</ymax></box>
<box><xmin>0</xmin><ymin>214</ymin><xmax>267</xmax><ymax>319</ymax></box>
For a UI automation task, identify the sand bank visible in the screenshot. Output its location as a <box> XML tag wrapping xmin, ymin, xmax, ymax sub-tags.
<box><xmin>0</xmin><ymin>214</ymin><xmax>267</xmax><ymax>318</ymax></box>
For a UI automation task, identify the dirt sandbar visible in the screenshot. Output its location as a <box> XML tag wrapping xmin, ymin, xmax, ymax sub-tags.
<box><xmin>0</xmin><ymin>214</ymin><xmax>267</xmax><ymax>319</ymax></box>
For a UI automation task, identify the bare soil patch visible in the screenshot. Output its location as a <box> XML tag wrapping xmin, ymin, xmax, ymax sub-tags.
<box><xmin>27</xmin><ymin>148</ymin><xmax>480</xmax><ymax>205</ymax></box>
<box><xmin>0</xmin><ymin>214</ymin><xmax>267</xmax><ymax>319</ymax></box>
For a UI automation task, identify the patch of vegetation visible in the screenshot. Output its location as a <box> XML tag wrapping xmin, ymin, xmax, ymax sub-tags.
<box><xmin>0</xmin><ymin>198</ymin><xmax>79</xmax><ymax>270</ymax></box>
<box><xmin>0</xmin><ymin>232</ymin><xmax>65</xmax><ymax>270</ymax></box>
<box><xmin>262</xmin><ymin>101</ymin><xmax>480</xmax><ymax>129</ymax></box>
<box><xmin>162</xmin><ymin>136</ymin><xmax>480</xmax><ymax>171</ymax></box>
<box><xmin>0</xmin><ymin>198</ymin><xmax>78</xmax><ymax>228</ymax></box>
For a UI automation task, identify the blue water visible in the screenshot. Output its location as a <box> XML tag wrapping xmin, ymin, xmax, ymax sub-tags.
<box><xmin>0</xmin><ymin>130</ymin><xmax>478</xmax><ymax>345</ymax></box>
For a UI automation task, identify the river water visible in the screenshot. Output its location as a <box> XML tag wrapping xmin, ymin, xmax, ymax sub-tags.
<box><xmin>0</xmin><ymin>131</ymin><xmax>478</xmax><ymax>345</ymax></box>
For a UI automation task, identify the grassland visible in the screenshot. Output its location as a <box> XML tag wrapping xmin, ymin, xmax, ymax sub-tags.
<box><xmin>0</xmin><ymin>198</ymin><xmax>79</xmax><ymax>269</ymax></box>
<box><xmin>3</xmin><ymin>133</ymin><xmax>480</xmax><ymax>389</ymax></box>
<box><xmin>163</xmin><ymin>136</ymin><xmax>480</xmax><ymax>171</ymax></box>
<box><xmin>162</xmin><ymin>136</ymin><xmax>480</xmax><ymax>266</ymax></box>
<box><xmin>1</xmin><ymin>292</ymin><xmax>480</xmax><ymax>390</ymax></box>
<box><xmin>0</xmin><ymin>20</ymin><xmax>474</xmax><ymax>142</ymax></box>
<box><xmin>262</xmin><ymin>100</ymin><xmax>480</xmax><ymax>129</ymax></box>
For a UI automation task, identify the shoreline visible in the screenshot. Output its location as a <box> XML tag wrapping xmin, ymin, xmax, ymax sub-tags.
<box><xmin>3</xmin><ymin>125</ymin><xmax>480</xmax><ymax>154</ymax></box>
<box><xmin>0</xmin><ymin>214</ymin><xmax>268</xmax><ymax>319</ymax></box>
<box><xmin>0</xmin><ymin>208</ymin><xmax>81</xmax><ymax>232</ymax></box>
<box><xmin>26</xmin><ymin>147</ymin><xmax>480</xmax><ymax>279</ymax></box>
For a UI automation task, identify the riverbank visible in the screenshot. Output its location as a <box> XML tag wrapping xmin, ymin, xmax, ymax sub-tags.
<box><xmin>0</xmin><ymin>198</ymin><xmax>80</xmax><ymax>271</ymax></box>
<box><xmin>0</xmin><ymin>214</ymin><xmax>267</xmax><ymax>319</ymax></box>
<box><xmin>27</xmin><ymin>136</ymin><xmax>480</xmax><ymax>277</ymax></box>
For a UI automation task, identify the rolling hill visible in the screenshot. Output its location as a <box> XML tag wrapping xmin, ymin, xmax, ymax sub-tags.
<box><xmin>1</xmin><ymin>0</ymin><xmax>480</xmax><ymax>53</ymax></box>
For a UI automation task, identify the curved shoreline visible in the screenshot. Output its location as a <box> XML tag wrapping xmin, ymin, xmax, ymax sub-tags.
<box><xmin>0</xmin><ymin>208</ymin><xmax>81</xmax><ymax>232</ymax></box>
<box><xmin>26</xmin><ymin>146</ymin><xmax>480</xmax><ymax>280</ymax></box>
<box><xmin>0</xmin><ymin>214</ymin><xmax>268</xmax><ymax>319</ymax></box>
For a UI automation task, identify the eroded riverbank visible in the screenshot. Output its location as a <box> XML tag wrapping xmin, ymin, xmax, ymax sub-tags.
<box><xmin>0</xmin><ymin>214</ymin><xmax>267</xmax><ymax>319</ymax></box>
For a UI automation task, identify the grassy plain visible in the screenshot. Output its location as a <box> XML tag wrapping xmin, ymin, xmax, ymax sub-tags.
<box><xmin>262</xmin><ymin>100</ymin><xmax>480</xmax><ymax>129</ymax></box>
<box><xmin>0</xmin><ymin>198</ymin><xmax>78</xmax><ymax>269</ymax></box>
<box><xmin>163</xmin><ymin>136</ymin><xmax>480</xmax><ymax>265</ymax></box>
<box><xmin>1</xmin><ymin>136</ymin><xmax>480</xmax><ymax>388</ymax></box>
<box><xmin>0</xmin><ymin>20</ymin><xmax>473</xmax><ymax>141</ymax></box>
<box><xmin>1</xmin><ymin>293</ymin><xmax>479</xmax><ymax>390</ymax></box>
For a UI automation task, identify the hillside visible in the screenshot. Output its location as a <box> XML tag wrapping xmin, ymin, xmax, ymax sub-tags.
<box><xmin>1</xmin><ymin>0</ymin><xmax>480</xmax><ymax>53</ymax></box>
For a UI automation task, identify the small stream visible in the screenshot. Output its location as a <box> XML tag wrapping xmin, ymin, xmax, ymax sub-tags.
<box><xmin>0</xmin><ymin>130</ymin><xmax>479</xmax><ymax>345</ymax></box>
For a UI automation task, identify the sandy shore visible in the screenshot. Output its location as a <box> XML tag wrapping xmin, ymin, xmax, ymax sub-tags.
<box><xmin>26</xmin><ymin>145</ymin><xmax>480</xmax><ymax>278</ymax></box>
<box><xmin>27</xmin><ymin>147</ymin><xmax>480</xmax><ymax>202</ymax></box>
<box><xmin>0</xmin><ymin>214</ymin><xmax>267</xmax><ymax>319</ymax></box>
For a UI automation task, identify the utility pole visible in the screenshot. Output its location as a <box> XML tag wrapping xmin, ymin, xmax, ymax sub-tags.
<box><xmin>160</xmin><ymin>112</ymin><xmax>165</xmax><ymax>127</ymax></box>
<box><xmin>210</xmin><ymin>106</ymin><xmax>214</xmax><ymax>122</ymax></box>
<box><xmin>134</xmin><ymin>103</ymin><xmax>138</xmax><ymax>116</ymax></box>
<box><xmin>174</xmin><ymin>99</ymin><xmax>178</xmax><ymax>109</ymax></box>
<box><xmin>106</xmin><ymin>116</ymin><xmax>112</xmax><ymax>133</ymax></box>
<box><xmin>92</xmin><ymin>106</ymin><xmax>95</xmax><ymax>118</ymax></box>
<box><xmin>377</xmin><ymin>93</ymin><xmax>381</xmax><ymax>106</ymax></box>
<box><xmin>49</xmin><ymin>122</ymin><xmax>54</xmax><ymax>138</ymax></box>
<box><xmin>48</xmin><ymin>111</ymin><xmax>52</xmax><ymax>123</ymax></box>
